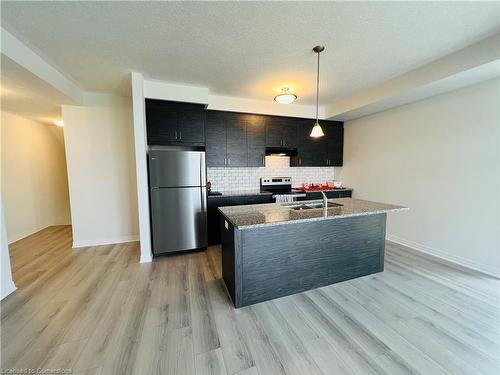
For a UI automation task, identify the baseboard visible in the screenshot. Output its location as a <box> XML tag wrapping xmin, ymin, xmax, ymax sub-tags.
<box><xmin>73</xmin><ymin>235</ymin><xmax>139</xmax><ymax>248</ymax></box>
<box><xmin>1</xmin><ymin>282</ymin><xmax>17</xmax><ymax>301</ymax></box>
<box><xmin>386</xmin><ymin>234</ymin><xmax>500</xmax><ymax>278</ymax></box>
<box><xmin>8</xmin><ymin>225</ymin><xmax>51</xmax><ymax>244</ymax></box>
<box><xmin>140</xmin><ymin>253</ymin><xmax>153</xmax><ymax>263</ymax></box>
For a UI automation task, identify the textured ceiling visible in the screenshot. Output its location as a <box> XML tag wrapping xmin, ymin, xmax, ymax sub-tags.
<box><xmin>1</xmin><ymin>1</ymin><xmax>499</xmax><ymax>105</ymax></box>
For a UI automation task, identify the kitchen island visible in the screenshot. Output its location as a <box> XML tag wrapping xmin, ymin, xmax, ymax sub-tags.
<box><xmin>218</xmin><ymin>198</ymin><xmax>407</xmax><ymax>308</ymax></box>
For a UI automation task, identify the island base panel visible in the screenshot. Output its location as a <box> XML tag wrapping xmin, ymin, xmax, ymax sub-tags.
<box><xmin>221</xmin><ymin>213</ymin><xmax>386</xmax><ymax>308</ymax></box>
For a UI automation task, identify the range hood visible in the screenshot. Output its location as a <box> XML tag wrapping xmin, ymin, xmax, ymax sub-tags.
<box><xmin>265</xmin><ymin>147</ymin><xmax>298</xmax><ymax>156</ymax></box>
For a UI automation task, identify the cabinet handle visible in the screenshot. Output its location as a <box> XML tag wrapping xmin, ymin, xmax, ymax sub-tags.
<box><xmin>179</xmin><ymin>131</ymin><xmax>182</xmax><ymax>140</ymax></box>
<box><xmin>174</xmin><ymin>131</ymin><xmax>178</xmax><ymax>140</ymax></box>
<box><xmin>227</xmin><ymin>158</ymin><xmax>230</xmax><ymax>165</ymax></box>
<box><xmin>262</xmin><ymin>157</ymin><xmax>265</xmax><ymax>166</ymax></box>
<box><xmin>224</xmin><ymin>158</ymin><xmax>226</xmax><ymax>165</ymax></box>
<box><xmin>299</xmin><ymin>158</ymin><xmax>302</xmax><ymax>166</ymax></box>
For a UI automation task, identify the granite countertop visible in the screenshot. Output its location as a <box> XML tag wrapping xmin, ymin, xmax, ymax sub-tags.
<box><xmin>208</xmin><ymin>189</ymin><xmax>273</xmax><ymax>197</ymax></box>
<box><xmin>209</xmin><ymin>188</ymin><xmax>353</xmax><ymax>198</ymax></box>
<box><xmin>218</xmin><ymin>198</ymin><xmax>408</xmax><ymax>229</ymax></box>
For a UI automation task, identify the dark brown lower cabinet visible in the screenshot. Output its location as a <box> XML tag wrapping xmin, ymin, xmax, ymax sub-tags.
<box><xmin>304</xmin><ymin>189</ymin><xmax>352</xmax><ymax>200</ymax></box>
<box><xmin>207</xmin><ymin>194</ymin><xmax>273</xmax><ymax>245</ymax></box>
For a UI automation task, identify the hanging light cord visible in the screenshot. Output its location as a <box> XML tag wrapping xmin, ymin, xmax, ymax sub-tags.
<box><xmin>315</xmin><ymin>49</ymin><xmax>320</xmax><ymax>123</ymax></box>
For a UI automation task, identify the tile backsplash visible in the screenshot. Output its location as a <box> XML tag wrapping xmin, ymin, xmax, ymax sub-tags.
<box><xmin>207</xmin><ymin>156</ymin><xmax>336</xmax><ymax>192</ymax></box>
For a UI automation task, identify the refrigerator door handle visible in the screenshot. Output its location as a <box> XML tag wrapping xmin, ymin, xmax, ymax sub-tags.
<box><xmin>200</xmin><ymin>152</ymin><xmax>207</xmax><ymax>186</ymax></box>
<box><xmin>149</xmin><ymin>157</ymin><xmax>158</xmax><ymax>188</ymax></box>
<box><xmin>201</xmin><ymin>187</ymin><xmax>206</xmax><ymax>213</ymax></box>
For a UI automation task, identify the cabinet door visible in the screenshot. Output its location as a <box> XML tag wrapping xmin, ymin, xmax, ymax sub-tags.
<box><xmin>208</xmin><ymin>194</ymin><xmax>272</xmax><ymax>245</ymax></box>
<box><xmin>339</xmin><ymin>190</ymin><xmax>352</xmax><ymax>198</ymax></box>
<box><xmin>145</xmin><ymin>101</ymin><xmax>178</xmax><ymax>144</ymax></box>
<box><xmin>246</xmin><ymin>115</ymin><xmax>266</xmax><ymax>167</ymax></box>
<box><xmin>312</xmin><ymin>136</ymin><xmax>328</xmax><ymax>166</ymax></box>
<box><xmin>206</xmin><ymin>112</ymin><xmax>227</xmax><ymax>167</ymax></box>
<box><xmin>305</xmin><ymin>192</ymin><xmax>323</xmax><ymax>200</ymax></box>
<box><xmin>146</xmin><ymin>100</ymin><xmax>205</xmax><ymax>145</ymax></box>
<box><xmin>295</xmin><ymin>119</ymin><xmax>314</xmax><ymax>167</ymax></box>
<box><xmin>325</xmin><ymin>122</ymin><xmax>344</xmax><ymax>166</ymax></box>
<box><xmin>281</xmin><ymin>117</ymin><xmax>298</xmax><ymax>148</ymax></box>
<box><xmin>179</xmin><ymin>108</ymin><xmax>205</xmax><ymax>144</ymax></box>
<box><xmin>230</xmin><ymin>195</ymin><xmax>273</xmax><ymax>205</ymax></box>
<box><xmin>265</xmin><ymin>117</ymin><xmax>283</xmax><ymax>147</ymax></box>
<box><xmin>226</xmin><ymin>115</ymin><xmax>248</xmax><ymax>167</ymax></box>
<box><xmin>266</xmin><ymin>117</ymin><xmax>298</xmax><ymax>148</ymax></box>
<box><xmin>207</xmin><ymin>197</ymin><xmax>230</xmax><ymax>246</ymax></box>
<box><xmin>325</xmin><ymin>191</ymin><xmax>341</xmax><ymax>199</ymax></box>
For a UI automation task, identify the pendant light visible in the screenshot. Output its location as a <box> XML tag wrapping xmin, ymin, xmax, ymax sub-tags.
<box><xmin>310</xmin><ymin>45</ymin><xmax>325</xmax><ymax>138</ymax></box>
<box><xmin>274</xmin><ymin>87</ymin><xmax>297</xmax><ymax>104</ymax></box>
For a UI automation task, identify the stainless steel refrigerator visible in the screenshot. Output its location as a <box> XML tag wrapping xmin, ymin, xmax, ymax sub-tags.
<box><xmin>148</xmin><ymin>147</ymin><xmax>207</xmax><ymax>255</ymax></box>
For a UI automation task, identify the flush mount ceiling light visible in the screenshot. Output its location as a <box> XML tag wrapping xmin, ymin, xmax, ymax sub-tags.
<box><xmin>54</xmin><ymin>120</ymin><xmax>64</xmax><ymax>127</ymax></box>
<box><xmin>274</xmin><ymin>87</ymin><xmax>297</xmax><ymax>104</ymax></box>
<box><xmin>310</xmin><ymin>45</ymin><xmax>325</xmax><ymax>138</ymax></box>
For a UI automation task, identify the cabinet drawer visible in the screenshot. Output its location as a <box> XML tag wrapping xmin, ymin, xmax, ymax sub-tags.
<box><xmin>325</xmin><ymin>191</ymin><xmax>341</xmax><ymax>199</ymax></box>
<box><xmin>306</xmin><ymin>190</ymin><xmax>352</xmax><ymax>200</ymax></box>
<box><xmin>230</xmin><ymin>195</ymin><xmax>272</xmax><ymax>205</ymax></box>
<box><xmin>305</xmin><ymin>192</ymin><xmax>323</xmax><ymax>200</ymax></box>
<box><xmin>339</xmin><ymin>190</ymin><xmax>352</xmax><ymax>198</ymax></box>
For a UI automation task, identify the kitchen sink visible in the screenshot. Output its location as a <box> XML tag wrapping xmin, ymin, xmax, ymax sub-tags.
<box><xmin>286</xmin><ymin>202</ymin><xmax>344</xmax><ymax>210</ymax></box>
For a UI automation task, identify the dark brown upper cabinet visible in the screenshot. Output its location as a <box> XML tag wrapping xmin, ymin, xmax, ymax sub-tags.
<box><xmin>292</xmin><ymin>118</ymin><xmax>314</xmax><ymax>166</ymax></box>
<box><xmin>206</xmin><ymin>111</ymin><xmax>250</xmax><ymax>167</ymax></box>
<box><xmin>323</xmin><ymin>121</ymin><xmax>344</xmax><ymax>166</ymax></box>
<box><xmin>291</xmin><ymin>120</ymin><xmax>343</xmax><ymax>167</ymax></box>
<box><xmin>206</xmin><ymin>111</ymin><xmax>227</xmax><ymax>167</ymax></box>
<box><xmin>145</xmin><ymin>99</ymin><xmax>205</xmax><ymax>145</ymax></box>
<box><xmin>205</xmin><ymin>110</ymin><xmax>343</xmax><ymax>168</ymax></box>
<box><xmin>265</xmin><ymin>117</ymin><xmax>298</xmax><ymax>148</ymax></box>
<box><xmin>245</xmin><ymin>114</ymin><xmax>266</xmax><ymax>167</ymax></box>
<box><xmin>206</xmin><ymin>112</ymin><xmax>267</xmax><ymax>168</ymax></box>
<box><xmin>225</xmin><ymin>114</ymin><xmax>247</xmax><ymax>167</ymax></box>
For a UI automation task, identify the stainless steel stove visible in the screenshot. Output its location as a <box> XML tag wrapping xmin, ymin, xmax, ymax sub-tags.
<box><xmin>260</xmin><ymin>177</ymin><xmax>306</xmax><ymax>202</ymax></box>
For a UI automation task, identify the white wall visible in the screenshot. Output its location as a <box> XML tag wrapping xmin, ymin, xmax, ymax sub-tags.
<box><xmin>1</xmin><ymin>111</ymin><xmax>71</xmax><ymax>243</ymax></box>
<box><xmin>1</xmin><ymin>190</ymin><xmax>16</xmax><ymax>300</ymax></box>
<box><xmin>62</xmin><ymin>101</ymin><xmax>139</xmax><ymax>247</ymax></box>
<box><xmin>337</xmin><ymin>79</ymin><xmax>500</xmax><ymax>276</ymax></box>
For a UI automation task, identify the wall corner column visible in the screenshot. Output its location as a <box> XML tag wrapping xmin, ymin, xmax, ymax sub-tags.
<box><xmin>131</xmin><ymin>72</ymin><xmax>153</xmax><ymax>263</ymax></box>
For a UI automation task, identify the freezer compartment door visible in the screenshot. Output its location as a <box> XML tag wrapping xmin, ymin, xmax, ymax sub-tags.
<box><xmin>151</xmin><ymin>187</ymin><xmax>207</xmax><ymax>255</ymax></box>
<box><xmin>149</xmin><ymin>149</ymin><xmax>206</xmax><ymax>188</ymax></box>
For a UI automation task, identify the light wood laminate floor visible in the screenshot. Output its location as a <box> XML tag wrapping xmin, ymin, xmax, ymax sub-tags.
<box><xmin>2</xmin><ymin>225</ymin><xmax>499</xmax><ymax>374</ymax></box>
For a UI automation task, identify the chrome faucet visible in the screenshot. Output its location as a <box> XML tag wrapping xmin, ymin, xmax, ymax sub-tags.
<box><xmin>321</xmin><ymin>191</ymin><xmax>328</xmax><ymax>207</ymax></box>
<box><xmin>321</xmin><ymin>191</ymin><xmax>328</xmax><ymax>217</ymax></box>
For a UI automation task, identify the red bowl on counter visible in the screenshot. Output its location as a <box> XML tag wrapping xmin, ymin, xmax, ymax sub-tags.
<box><xmin>294</xmin><ymin>184</ymin><xmax>339</xmax><ymax>191</ymax></box>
